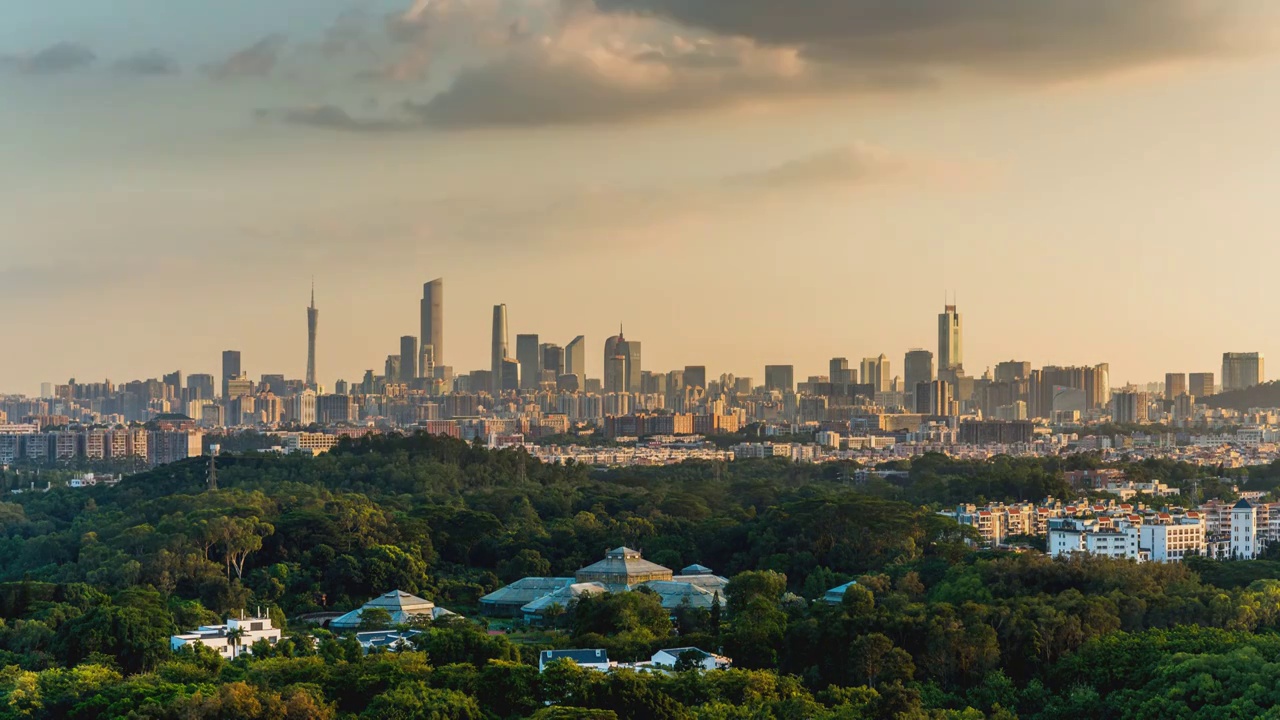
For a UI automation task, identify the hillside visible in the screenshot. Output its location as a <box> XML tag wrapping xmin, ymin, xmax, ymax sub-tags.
<box><xmin>1200</xmin><ymin>381</ymin><xmax>1280</xmax><ymax>412</ymax></box>
<box><xmin>1</xmin><ymin>436</ymin><xmax>1280</xmax><ymax>718</ymax></box>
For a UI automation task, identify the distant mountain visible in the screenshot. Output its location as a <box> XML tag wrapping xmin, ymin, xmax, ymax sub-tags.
<box><xmin>1199</xmin><ymin>381</ymin><xmax>1280</xmax><ymax>412</ymax></box>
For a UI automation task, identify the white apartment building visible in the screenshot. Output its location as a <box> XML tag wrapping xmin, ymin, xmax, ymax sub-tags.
<box><xmin>171</xmin><ymin>615</ymin><xmax>281</xmax><ymax>659</ymax></box>
<box><xmin>1048</xmin><ymin>518</ymin><xmax>1141</xmax><ymax>560</ymax></box>
<box><xmin>1140</xmin><ymin>515</ymin><xmax>1206</xmax><ymax>562</ymax></box>
<box><xmin>280</xmin><ymin>432</ymin><xmax>340</xmax><ymax>454</ymax></box>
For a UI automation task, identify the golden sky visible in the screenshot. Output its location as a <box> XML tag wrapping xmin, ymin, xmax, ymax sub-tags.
<box><xmin>3</xmin><ymin>1</ymin><xmax>1279</xmax><ymax>393</ymax></box>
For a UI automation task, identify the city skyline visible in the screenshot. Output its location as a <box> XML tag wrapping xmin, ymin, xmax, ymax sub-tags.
<box><xmin>7</xmin><ymin>3</ymin><xmax>1280</xmax><ymax>393</ymax></box>
<box><xmin>5</xmin><ymin>280</ymin><xmax>1266</xmax><ymax>399</ymax></box>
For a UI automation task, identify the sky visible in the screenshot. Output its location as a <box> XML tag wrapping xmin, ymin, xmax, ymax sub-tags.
<box><xmin>3</xmin><ymin>0</ymin><xmax>1280</xmax><ymax>395</ymax></box>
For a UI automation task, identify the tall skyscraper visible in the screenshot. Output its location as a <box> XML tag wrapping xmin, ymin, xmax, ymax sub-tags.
<box><xmin>1164</xmin><ymin>373</ymin><xmax>1187</xmax><ymax>399</ymax></box>
<box><xmin>491</xmin><ymin>305</ymin><xmax>509</xmax><ymax>394</ymax></box>
<box><xmin>399</xmin><ymin>336</ymin><xmax>418</xmax><ymax>383</ymax></box>
<box><xmin>904</xmin><ymin>350</ymin><xmax>935</xmax><ymax>398</ymax></box>
<box><xmin>221</xmin><ymin>351</ymin><xmax>241</xmax><ymax>399</ymax></box>
<box><xmin>516</xmin><ymin>334</ymin><xmax>541</xmax><ymax>390</ymax></box>
<box><xmin>420</xmin><ymin>279</ymin><xmax>444</xmax><ymax>369</ymax></box>
<box><xmin>938</xmin><ymin>303</ymin><xmax>963</xmax><ymax>373</ymax></box>
<box><xmin>764</xmin><ymin>365</ymin><xmax>795</xmax><ymax>393</ymax></box>
<box><xmin>306</xmin><ymin>283</ymin><xmax>318</xmax><ymax>389</ymax></box>
<box><xmin>385</xmin><ymin>355</ymin><xmax>401</xmax><ymax>385</ymax></box>
<box><xmin>1190</xmin><ymin>372</ymin><xmax>1215</xmax><ymax>398</ymax></box>
<box><xmin>565</xmin><ymin>336</ymin><xmax>586</xmax><ymax>383</ymax></box>
<box><xmin>830</xmin><ymin>358</ymin><xmax>855</xmax><ymax>385</ymax></box>
<box><xmin>684</xmin><ymin>366</ymin><xmax>707</xmax><ymax>390</ymax></box>
<box><xmin>604</xmin><ymin>329</ymin><xmax>624</xmax><ymax>392</ymax></box>
<box><xmin>1112</xmin><ymin>392</ymin><xmax>1150</xmax><ymax>424</ymax></box>
<box><xmin>860</xmin><ymin>355</ymin><xmax>890</xmax><ymax>393</ymax></box>
<box><xmin>621</xmin><ymin>338</ymin><xmax>641</xmax><ymax>393</ymax></box>
<box><xmin>1223</xmin><ymin>352</ymin><xmax>1264</xmax><ymax>392</ymax></box>
<box><xmin>188</xmin><ymin>374</ymin><xmax>215</xmax><ymax>400</ymax></box>
<box><xmin>542</xmin><ymin>344</ymin><xmax>565</xmax><ymax>380</ymax></box>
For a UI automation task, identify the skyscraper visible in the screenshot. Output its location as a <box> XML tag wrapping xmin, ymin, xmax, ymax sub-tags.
<box><xmin>604</xmin><ymin>329</ymin><xmax>624</xmax><ymax>392</ymax></box>
<box><xmin>420</xmin><ymin>279</ymin><xmax>444</xmax><ymax>369</ymax></box>
<box><xmin>860</xmin><ymin>355</ymin><xmax>890</xmax><ymax>393</ymax></box>
<box><xmin>385</xmin><ymin>355</ymin><xmax>401</xmax><ymax>385</ymax></box>
<box><xmin>684</xmin><ymin>366</ymin><xmax>707</xmax><ymax>390</ymax></box>
<box><xmin>1164</xmin><ymin>373</ymin><xmax>1187</xmax><ymax>399</ymax></box>
<box><xmin>221</xmin><ymin>351</ymin><xmax>241</xmax><ymax>399</ymax></box>
<box><xmin>904</xmin><ymin>349</ymin><xmax>934</xmax><ymax>405</ymax></box>
<box><xmin>517</xmin><ymin>334</ymin><xmax>541</xmax><ymax>390</ymax></box>
<box><xmin>542</xmin><ymin>344</ymin><xmax>565</xmax><ymax>380</ymax></box>
<box><xmin>938</xmin><ymin>304</ymin><xmax>963</xmax><ymax>373</ymax></box>
<box><xmin>491</xmin><ymin>305</ymin><xmax>509</xmax><ymax>394</ymax></box>
<box><xmin>565</xmin><ymin>336</ymin><xmax>586</xmax><ymax>384</ymax></box>
<box><xmin>306</xmin><ymin>283</ymin><xmax>318</xmax><ymax>389</ymax></box>
<box><xmin>764</xmin><ymin>365</ymin><xmax>795</xmax><ymax>393</ymax></box>
<box><xmin>400</xmin><ymin>336</ymin><xmax>418</xmax><ymax>383</ymax></box>
<box><xmin>829</xmin><ymin>358</ymin><xmax>855</xmax><ymax>385</ymax></box>
<box><xmin>994</xmin><ymin>361</ymin><xmax>1031</xmax><ymax>384</ymax></box>
<box><xmin>1190</xmin><ymin>372</ymin><xmax>1215</xmax><ymax>398</ymax></box>
<box><xmin>621</xmin><ymin>338</ymin><xmax>641</xmax><ymax>393</ymax></box>
<box><xmin>1222</xmin><ymin>353</ymin><xmax>1264</xmax><ymax>392</ymax></box>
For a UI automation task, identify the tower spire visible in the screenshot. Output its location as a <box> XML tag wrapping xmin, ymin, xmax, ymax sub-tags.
<box><xmin>310</xmin><ymin>277</ymin><xmax>315</xmax><ymax>308</ymax></box>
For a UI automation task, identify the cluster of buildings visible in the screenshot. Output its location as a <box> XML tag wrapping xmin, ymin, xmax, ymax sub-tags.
<box><xmin>946</xmin><ymin>492</ymin><xmax>1280</xmax><ymax>563</ymax></box>
<box><xmin>0</xmin><ymin>420</ymin><xmax>202</xmax><ymax>467</ymax></box>
<box><xmin>8</xmin><ymin>275</ymin><xmax>1278</xmax><ymax>472</ymax></box>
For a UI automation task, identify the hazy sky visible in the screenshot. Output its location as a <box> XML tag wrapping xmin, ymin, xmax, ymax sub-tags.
<box><xmin>4</xmin><ymin>1</ymin><xmax>1280</xmax><ymax>395</ymax></box>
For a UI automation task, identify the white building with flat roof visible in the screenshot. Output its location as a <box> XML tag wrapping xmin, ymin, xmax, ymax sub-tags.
<box><xmin>171</xmin><ymin>615</ymin><xmax>281</xmax><ymax>659</ymax></box>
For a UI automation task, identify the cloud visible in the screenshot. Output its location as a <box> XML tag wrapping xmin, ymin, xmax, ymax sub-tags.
<box><xmin>16</xmin><ymin>42</ymin><xmax>96</xmax><ymax>74</ymax></box>
<box><xmin>593</xmin><ymin>0</ymin><xmax>1266</xmax><ymax>78</ymax></box>
<box><xmin>726</xmin><ymin>144</ymin><xmax>908</xmax><ymax>189</ymax></box>
<box><xmin>115</xmin><ymin>50</ymin><xmax>180</xmax><ymax>76</ymax></box>
<box><xmin>209</xmin><ymin>35</ymin><xmax>286</xmax><ymax>79</ymax></box>
<box><xmin>259</xmin><ymin>104</ymin><xmax>413</xmax><ymax>133</ymax></box>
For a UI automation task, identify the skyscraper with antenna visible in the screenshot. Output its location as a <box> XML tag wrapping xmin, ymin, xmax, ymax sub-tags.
<box><xmin>938</xmin><ymin>292</ymin><xmax>962</xmax><ymax>375</ymax></box>
<box><xmin>306</xmin><ymin>281</ymin><xmax>318</xmax><ymax>389</ymax></box>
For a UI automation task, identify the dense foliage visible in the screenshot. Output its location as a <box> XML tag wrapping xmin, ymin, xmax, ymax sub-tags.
<box><xmin>3</xmin><ymin>434</ymin><xmax>1280</xmax><ymax>718</ymax></box>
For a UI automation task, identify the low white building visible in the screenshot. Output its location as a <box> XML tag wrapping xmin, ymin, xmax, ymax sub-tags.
<box><xmin>539</xmin><ymin>649</ymin><xmax>610</xmax><ymax>672</ymax></box>
<box><xmin>171</xmin><ymin>615</ymin><xmax>281</xmax><ymax>659</ymax></box>
<box><xmin>651</xmin><ymin>647</ymin><xmax>731</xmax><ymax>671</ymax></box>
<box><xmin>1140</xmin><ymin>516</ymin><xmax>1205</xmax><ymax>562</ymax></box>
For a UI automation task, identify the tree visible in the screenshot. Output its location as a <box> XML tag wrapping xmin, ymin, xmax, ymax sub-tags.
<box><xmin>359</xmin><ymin>607</ymin><xmax>394</xmax><ymax>631</ymax></box>
<box><xmin>361</xmin><ymin>681</ymin><xmax>482</xmax><ymax>720</ymax></box>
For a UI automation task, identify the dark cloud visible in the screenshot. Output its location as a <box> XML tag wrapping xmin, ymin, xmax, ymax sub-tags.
<box><xmin>115</xmin><ymin>50</ymin><xmax>180</xmax><ymax>76</ymax></box>
<box><xmin>594</xmin><ymin>0</ymin><xmax>1260</xmax><ymax>78</ymax></box>
<box><xmin>408</xmin><ymin>45</ymin><xmax>807</xmax><ymax>128</ymax></box>
<box><xmin>209</xmin><ymin>35</ymin><xmax>286</xmax><ymax>79</ymax></box>
<box><xmin>19</xmin><ymin>42</ymin><xmax>96</xmax><ymax>74</ymax></box>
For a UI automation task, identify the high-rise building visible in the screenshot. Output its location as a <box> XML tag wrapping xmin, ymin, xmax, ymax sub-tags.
<box><xmin>517</xmin><ymin>334</ymin><xmax>542</xmax><ymax>390</ymax></box>
<box><xmin>221</xmin><ymin>351</ymin><xmax>242</xmax><ymax>399</ymax></box>
<box><xmin>565</xmin><ymin>336</ymin><xmax>586</xmax><ymax>381</ymax></box>
<box><xmin>1112</xmin><ymin>392</ymin><xmax>1150</xmax><ymax>425</ymax></box>
<box><xmin>620</xmin><ymin>338</ymin><xmax>641</xmax><ymax>393</ymax></box>
<box><xmin>994</xmin><ymin>361</ymin><xmax>1031</xmax><ymax>384</ymax></box>
<box><xmin>162</xmin><ymin>370</ymin><xmax>183</xmax><ymax>398</ymax></box>
<box><xmin>501</xmin><ymin>358</ymin><xmax>521</xmax><ymax>394</ymax></box>
<box><xmin>385</xmin><ymin>355</ymin><xmax>401</xmax><ymax>386</ymax></box>
<box><xmin>399</xmin><ymin>336</ymin><xmax>418</xmax><ymax>383</ymax></box>
<box><xmin>938</xmin><ymin>304</ymin><xmax>963</xmax><ymax>373</ymax></box>
<box><xmin>541</xmin><ymin>344</ymin><xmax>565</xmax><ymax>379</ymax></box>
<box><xmin>904</xmin><ymin>350</ymin><xmax>934</xmax><ymax>400</ymax></box>
<box><xmin>684</xmin><ymin>366</ymin><xmax>707</xmax><ymax>390</ymax></box>
<box><xmin>1164</xmin><ymin>373</ymin><xmax>1187</xmax><ymax>400</ymax></box>
<box><xmin>188</xmin><ymin>374</ymin><xmax>215</xmax><ymax>400</ymax></box>
<box><xmin>605</xmin><ymin>356</ymin><xmax>627</xmax><ymax>393</ymax></box>
<box><xmin>306</xmin><ymin>283</ymin><xmax>319</xmax><ymax>389</ymax></box>
<box><xmin>860</xmin><ymin>355</ymin><xmax>890</xmax><ymax>393</ymax></box>
<box><xmin>1190</xmin><ymin>372</ymin><xmax>1215</xmax><ymax>398</ymax></box>
<box><xmin>829</xmin><ymin>358</ymin><xmax>855</xmax><ymax>385</ymax></box>
<box><xmin>420</xmin><ymin>278</ymin><xmax>444</xmax><ymax>369</ymax></box>
<box><xmin>491</xmin><ymin>305</ymin><xmax>509</xmax><ymax>394</ymax></box>
<box><xmin>764</xmin><ymin>365</ymin><xmax>795</xmax><ymax>393</ymax></box>
<box><xmin>916</xmin><ymin>380</ymin><xmax>955</xmax><ymax>416</ymax></box>
<box><xmin>1222</xmin><ymin>353</ymin><xmax>1264</xmax><ymax>393</ymax></box>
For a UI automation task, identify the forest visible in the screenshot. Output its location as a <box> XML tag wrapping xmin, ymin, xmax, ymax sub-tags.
<box><xmin>3</xmin><ymin>433</ymin><xmax>1280</xmax><ymax>718</ymax></box>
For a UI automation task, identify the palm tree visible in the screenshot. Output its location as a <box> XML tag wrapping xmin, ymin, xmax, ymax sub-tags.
<box><xmin>226</xmin><ymin>626</ymin><xmax>246</xmax><ymax>659</ymax></box>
